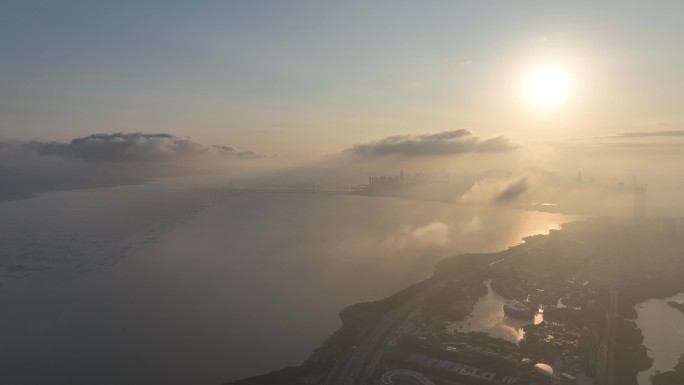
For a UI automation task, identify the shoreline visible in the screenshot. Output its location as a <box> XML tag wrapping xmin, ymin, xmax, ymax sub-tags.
<box><xmin>0</xmin><ymin>177</ymin><xmax>151</xmax><ymax>205</ymax></box>
<box><xmin>616</xmin><ymin>279</ymin><xmax>684</xmax><ymax>385</ymax></box>
<box><xmin>225</xmin><ymin>215</ymin><xmax>684</xmax><ymax>385</ymax></box>
<box><xmin>223</xmin><ymin>234</ymin><xmax>575</xmax><ymax>385</ymax></box>
<box><xmin>633</xmin><ymin>293</ymin><xmax>684</xmax><ymax>385</ymax></box>
<box><xmin>0</xmin><ymin>179</ymin><xmax>580</xmax><ymax>384</ymax></box>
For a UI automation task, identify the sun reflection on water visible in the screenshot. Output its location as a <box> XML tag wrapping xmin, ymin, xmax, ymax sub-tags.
<box><xmin>446</xmin><ymin>280</ymin><xmax>542</xmax><ymax>343</ymax></box>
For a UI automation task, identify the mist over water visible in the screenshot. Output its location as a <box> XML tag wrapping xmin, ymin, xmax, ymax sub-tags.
<box><xmin>2</xmin><ymin>2</ymin><xmax>684</xmax><ymax>384</ymax></box>
<box><xmin>635</xmin><ymin>293</ymin><xmax>684</xmax><ymax>385</ymax></box>
<box><xmin>0</xmin><ymin>181</ymin><xmax>572</xmax><ymax>385</ymax></box>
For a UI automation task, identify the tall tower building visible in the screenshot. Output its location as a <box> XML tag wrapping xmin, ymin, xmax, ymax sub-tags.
<box><xmin>547</xmin><ymin>229</ymin><xmax>561</xmax><ymax>256</ymax></box>
<box><xmin>663</xmin><ymin>217</ymin><xmax>677</xmax><ymax>240</ymax></box>
<box><xmin>634</xmin><ymin>185</ymin><xmax>646</xmax><ymax>224</ymax></box>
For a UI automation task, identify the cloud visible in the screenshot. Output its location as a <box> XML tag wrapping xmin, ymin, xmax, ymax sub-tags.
<box><xmin>493</xmin><ymin>177</ymin><xmax>529</xmax><ymax>204</ymax></box>
<box><xmin>459</xmin><ymin>176</ymin><xmax>530</xmax><ymax>205</ymax></box>
<box><xmin>378</xmin><ymin>222</ymin><xmax>451</xmax><ymax>252</ymax></box>
<box><xmin>0</xmin><ymin>132</ymin><xmax>267</xmax><ymax>202</ymax></box>
<box><xmin>404</xmin><ymin>222</ymin><xmax>451</xmax><ymax>246</ymax></box>
<box><xmin>19</xmin><ymin>133</ymin><xmax>263</xmax><ymax>163</ymax></box>
<box><xmin>346</xmin><ymin>129</ymin><xmax>516</xmax><ymax>157</ymax></box>
<box><xmin>616</xmin><ymin>130</ymin><xmax>684</xmax><ymax>138</ymax></box>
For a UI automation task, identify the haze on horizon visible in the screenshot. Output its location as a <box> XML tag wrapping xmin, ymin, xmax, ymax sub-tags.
<box><xmin>3</xmin><ymin>1</ymin><xmax>684</xmax><ymax>208</ymax></box>
<box><xmin>2</xmin><ymin>2</ymin><xmax>684</xmax><ymax>385</ymax></box>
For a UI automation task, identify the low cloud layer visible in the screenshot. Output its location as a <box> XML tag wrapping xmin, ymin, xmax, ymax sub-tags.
<box><xmin>19</xmin><ymin>133</ymin><xmax>263</xmax><ymax>163</ymax></box>
<box><xmin>616</xmin><ymin>130</ymin><xmax>684</xmax><ymax>138</ymax></box>
<box><xmin>493</xmin><ymin>177</ymin><xmax>529</xmax><ymax>204</ymax></box>
<box><xmin>346</xmin><ymin>129</ymin><xmax>516</xmax><ymax>157</ymax></box>
<box><xmin>459</xmin><ymin>176</ymin><xmax>530</xmax><ymax>205</ymax></box>
<box><xmin>0</xmin><ymin>132</ymin><xmax>265</xmax><ymax>203</ymax></box>
<box><xmin>384</xmin><ymin>221</ymin><xmax>451</xmax><ymax>249</ymax></box>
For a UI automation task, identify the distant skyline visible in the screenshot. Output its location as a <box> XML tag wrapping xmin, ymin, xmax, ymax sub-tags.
<box><xmin>3</xmin><ymin>1</ymin><xmax>684</xmax><ymax>156</ymax></box>
<box><xmin>4</xmin><ymin>4</ymin><xmax>684</xmax><ymax>385</ymax></box>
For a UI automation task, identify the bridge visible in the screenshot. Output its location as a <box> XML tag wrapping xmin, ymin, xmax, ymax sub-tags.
<box><xmin>222</xmin><ymin>187</ymin><xmax>347</xmax><ymax>194</ymax></box>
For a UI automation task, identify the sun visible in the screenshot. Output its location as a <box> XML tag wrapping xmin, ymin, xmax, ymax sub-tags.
<box><xmin>525</xmin><ymin>65</ymin><xmax>572</xmax><ymax>108</ymax></box>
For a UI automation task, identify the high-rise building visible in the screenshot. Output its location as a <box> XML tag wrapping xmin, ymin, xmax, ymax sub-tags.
<box><xmin>663</xmin><ymin>217</ymin><xmax>677</xmax><ymax>240</ymax></box>
<box><xmin>634</xmin><ymin>186</ymin><xmax>647</xmax><ymax>223</ymax></box>
<box><xmin>547</xmin><ymin>229</ymin><xmax>561</xmax><ymax>256</ymax></box>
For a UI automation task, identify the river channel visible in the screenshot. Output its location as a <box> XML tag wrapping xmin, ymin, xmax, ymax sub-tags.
<box><xmin>446</xmin><ymin>280</ymin><xmax>543</xmax><ymax>343</ymax></box>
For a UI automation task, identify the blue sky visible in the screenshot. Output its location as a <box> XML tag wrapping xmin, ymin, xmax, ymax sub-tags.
<box><xmin>3</xmin><ymin>1</ymin><xmax>684</xmax><ymax>155</ymax></box>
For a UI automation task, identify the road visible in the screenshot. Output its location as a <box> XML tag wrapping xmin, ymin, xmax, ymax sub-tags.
<box><xmin>597</xmin><ymin>287</ymin><xmax>618</xmax><ymax>385</ymax></box>
<box><xmin>381</xmin><ymin>370</ymin><xmax>435</xmax><ymax>385</ymax></box>
<box><xmin>326</xmin><ymin>278</ymin><xmax>448</xmax><ymax>385</ymax></box>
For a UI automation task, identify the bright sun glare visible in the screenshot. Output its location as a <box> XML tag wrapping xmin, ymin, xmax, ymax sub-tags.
<box><xmin>525</xmin><ymin>65</ymin><xmax>572</xmax><ymax>108</ymax></box>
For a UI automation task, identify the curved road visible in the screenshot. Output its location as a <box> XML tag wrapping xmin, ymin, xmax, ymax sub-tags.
<box><xmin>381</xmin><ymin>370</ymin><xmax>435</xmax><ymax>385</ymax></box>
<box><xmin>327</xmin><ymin>279</ymin><xmax>448</xmax><ymax>385</ymax></box>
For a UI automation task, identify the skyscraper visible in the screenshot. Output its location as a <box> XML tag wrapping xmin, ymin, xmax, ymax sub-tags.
<box><xmin>634</xmin><ymin>185</ymin><xmax>646</xmax><ymax>224</ymax></box>
<box><xmin>662</xmin><ymin>217</ymin><xmax>677</xmax><ymax>240</ymax></box>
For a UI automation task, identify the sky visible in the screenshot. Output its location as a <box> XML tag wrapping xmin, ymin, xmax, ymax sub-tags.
<box><xmin>3</xmin><ymin>1</ymin><xmax>684</xmax><ymax>157</ymax></box>
<box><xmin>4</xmin><ymin>4</ymin><xmax>684</xmax><ymax>384</ymax></box>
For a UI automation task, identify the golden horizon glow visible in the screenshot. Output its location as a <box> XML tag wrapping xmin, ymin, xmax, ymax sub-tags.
<box><xmin>525</xmin><ymin>65</ymin><xmax>572</xmax><ymax>109</ymax></box>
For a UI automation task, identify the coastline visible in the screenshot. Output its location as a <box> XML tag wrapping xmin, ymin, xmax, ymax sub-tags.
<box><xmin>223</xmin><ymin>239</ymin><xmax>572</xmax><ymax>385</ymax></box>
<box><xmin>0</xmin><ymin>177</ymin><xmax>151</xmax><ymax>205</ymax></box>
<box><xmin>617</xmin><ymin>279</ymin><xmax>684</xmax><ymax>385</ymax></box>
<box><xmin>0</xmin><ymin>178</ymin><xmax>581</xmax><ymax>384</ymax></box>
<box><xmin>667</xmin><ymin>300</ymin><xmax>684</xmax><ymax>314</ymax></box>
<box><xmin>225</xmin><ymin>215</ymin><xmax>684</xmax><ymax>385</ymax></box>
<box><xmin>632</xmin><ymin>292</ymin><xmax>684</xmax><ymax>385</ymax></box>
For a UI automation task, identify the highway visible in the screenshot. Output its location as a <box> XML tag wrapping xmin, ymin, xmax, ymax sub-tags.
<box><xmin>327</xmin><ymin>278</ymin><xmax>448</xmax><ymax>385</ymax></box>
<box><xmin>597</xmin><ymin>286</ymin><xmax>618</xmax><ymax>385</ymax></box>
<box><xmin>381</xmin><ymin>370</ymin><xmax>435</xmax><ymax>385</ymax></box>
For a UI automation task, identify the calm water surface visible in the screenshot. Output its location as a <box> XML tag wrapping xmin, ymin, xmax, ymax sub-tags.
<box><xmin>0</xmin><ymin>181</ymin><xmax>573</xmax><ymax>385</ymax></box>
<box><xmin>636</xmin><ymin>292</ymin><xmax>684</xmax><ymax>385</ymax></box>
<box><xmin>446</xmin><ymin>279</ymin><xmax>543</xmax><ymax>343</ymax></box>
